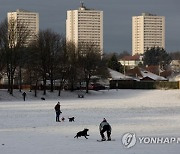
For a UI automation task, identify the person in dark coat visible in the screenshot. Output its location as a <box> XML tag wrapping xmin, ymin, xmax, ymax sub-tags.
<box><xmin>54</xmin><ymin>102</ymin><xmax>62</xmax><ymax>122</ymax></box>
<box><xmin>99</xmin><ymin>118</ymin><xmax>112</xmax><ymax>141</ymax></box>
<box><xmin>22</xmin><ymin>92</ymin><xmax>27</xmax><ymax>101</ymax></box>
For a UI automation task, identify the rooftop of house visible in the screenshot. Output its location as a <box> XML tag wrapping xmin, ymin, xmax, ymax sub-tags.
<box><xmin>108</xmin><ymin>68</ymin><xmax>132</xmax><ymax>80</ymax></box>
<box><xmin>126</xmin><ymin>66</ymin><xmax>167</xmax><ymax>81</ymax></box>
<box><xmin>120</xmin><ymin>54</ymin><xmax>142</xmax><ymax>61</ymax></box>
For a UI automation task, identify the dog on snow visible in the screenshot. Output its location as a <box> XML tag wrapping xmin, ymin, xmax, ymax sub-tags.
<box><xmin>61</xmin><ymin>117</ymin><xmax>65</xmax><ymax>122</ymax></box>
<box><xmin>68</xmin><ymin>117</ymin><xmax>75</xmax><ymax>122</ymax></box>
<box><xmin>41</xmin><ymin>97</ymin><xmax>45</xmax><ymax>100</ymax></box>
<box><xmin>74</xmin><ymin>128</ymin><xmax>89</xmax><ymax>139</ymax></box>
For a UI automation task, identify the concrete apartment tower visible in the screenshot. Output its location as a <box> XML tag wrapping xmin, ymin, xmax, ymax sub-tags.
<box><xmin>132</xmin><ymin>13</ymin><xmax>165</xmax><ymax>55</ymax></box>
<box><xmin>66</xmin><ymin>3</ymin><xmax>103</xmax><ymax>55</ymax></box>
<box><xmin>7</xmin><ymin>9</ymin><xmax>39</xmax><ymax>46</ymax></box>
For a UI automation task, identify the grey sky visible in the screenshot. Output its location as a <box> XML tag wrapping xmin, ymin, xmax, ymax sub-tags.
<box><xmin>0</xmin><ymin>0</ymin><xmax>180</xmax><ymax>54</ymax></box>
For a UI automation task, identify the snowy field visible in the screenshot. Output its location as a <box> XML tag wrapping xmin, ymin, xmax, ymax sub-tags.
<box><xmin>0</xmin><ymin>89</ymin><xmax>180</xmax><ymax>154</ymax></box>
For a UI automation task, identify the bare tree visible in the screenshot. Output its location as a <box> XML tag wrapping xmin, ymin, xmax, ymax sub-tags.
<box><xmin>57</xmin><ymin>39</ymin><xmax>69</xmax><ymax>96</ymax></box>
<box><xmin>22</xmin><ymin>47</ymin><xmax>41</xmax><ymax>97</ymax></box>
<box><xmin>47</xmin><ymin>32</ymin><xmax>64</xmax><ymax>92</ymax></box>
<box><xmin>65</xmin><ymin>41</ymin><xmax>79</xmax><ymax>91</ymax></box>
<box><xmin>31</xmin><ymin>29</ymin><xmax>64</xmax><ymax>95</ymax></box>
<box><xmin>0</xmin><ymin>50</ymin><xmax>5</xmax><ymax>84</ymax></box>
<box><xmin>0</xmin><ymin>43</ymin><xmax>5</xmax><ymax>75</ymax></box>
<box><xmin>0</xmin><ymin>20</ymin><xmax>8</xmax><ymax>84</ymax></box>
<box><xmin>0</xmin><ymin>18</ymin><xmax>32</xmax><ymax>95</ymax></box>
<box><xmin>78</xmin><ymin>42</ymin><xmax>102</xmax><ymax>93</ymax></box>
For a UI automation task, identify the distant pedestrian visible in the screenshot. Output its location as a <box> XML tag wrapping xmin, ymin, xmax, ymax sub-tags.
<box><xmin>22</xmin><ymin>92</ymin><xmax>27</xmax><ymax>101</ymax></box>
<box><xmin>54</xmin><ymin>102</ymin><xmax>62</xmax><ymax>122</ymax></box>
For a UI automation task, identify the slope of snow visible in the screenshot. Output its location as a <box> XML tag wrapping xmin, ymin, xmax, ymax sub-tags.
<box><xmin>0</xmin><ymin>89</ymin><xmax>180</xmax><ymax>154</ymax></box>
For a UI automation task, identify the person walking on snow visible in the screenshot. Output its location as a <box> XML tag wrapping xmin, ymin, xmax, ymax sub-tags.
<box><xmin>22</xmin><ymin>92</ymin><xmax>26</xmax><ymax>101</ymax></box>
<box><xmin>54</xmin><ymin>102</ymin><xmax>62</xmax><ymax>122</ymax></box>
<box><xmin>99</xmin><ymin>118</ymin><xmax>112</xmax><ymax>141</ymax></box>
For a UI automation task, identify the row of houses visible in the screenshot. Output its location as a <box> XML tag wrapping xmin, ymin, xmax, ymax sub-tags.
<box><xmin>108</xmin><ymin>68</ymin><xmax>167</xmax><ymax>82</ymax></box>
<box><xmin>118</xmin><ymin>54</ymin><xmax>180</xmax><ymax>81</ymax></box>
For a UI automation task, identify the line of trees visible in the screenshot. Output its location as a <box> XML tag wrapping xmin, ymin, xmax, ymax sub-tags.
<box><xmin>0</xmin><ymin>19</ymin><xmax>109</xmax><ymax>96</ymax></box>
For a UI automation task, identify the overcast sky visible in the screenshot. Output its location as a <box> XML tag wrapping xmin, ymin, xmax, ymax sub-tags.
<box><xmin>0</xmin><ymin>0</ymin><xmax>180</xmax><ymax>53</ymax></box>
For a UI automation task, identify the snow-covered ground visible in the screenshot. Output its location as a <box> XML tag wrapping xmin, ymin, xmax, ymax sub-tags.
<box><xmin>0</xmin><ymin>89</ymin><xmax>180</xmax><ymax>154</ymax></box>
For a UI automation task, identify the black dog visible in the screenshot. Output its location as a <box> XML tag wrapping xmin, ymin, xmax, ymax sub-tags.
<box><xmin>41</xmin><ymin>97</ymin><xmax>45</xmax><ymax>100</ymax></box>
<box><xmin>61</xmin><ymin>117</ymin><xmax>65</xmax><ymax>122</ymax></box>
<box><xmin>74</xmin><ymin>128</ymin><xmax>89</xmax><ymax>139</ymax></box>
<box><xmin>68</xmin><ymin>117</ymin><xmax>75</xmax><ymax>122</ymax></box>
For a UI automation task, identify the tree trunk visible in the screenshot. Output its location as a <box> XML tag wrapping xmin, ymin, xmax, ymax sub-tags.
<box><xmin>7</xmin><ymin>72</ymin><xmax>11</xmax><ymax>93</ymax></box>
<box><xmin>19</xmin><ymin>66</ymin><xmax>22</xmax><ymax>92</ymax></box>
<box><xmin>43</xmin><ymin>78</ymin><xmax>46</xmax><ymax>95</ymax></box>
<box><xmin>10</xmin><ymin>72</ymin><xmax>14</xmax><ymax>95</ymax></box>
<box><xmin>85</xmin><ymin>74</ymin><xmax>91</xmax><ymax>93</ymax></box>
<box><xmin>29</xmin><ymin>71</ymin><xmax>32</xmax><ymax>92</ymax></box>
<box><xmin>50</xmin><ymin>77</ymin><xmax>54</xmax><ymax>92</ymax></box>
<box><xmin>70</xmin><ymin>81</ymin><xmax>74</xmax><ymax>92</ymax></box>
<box><xmin>58</xmin><ymin>76</ymin><xmax>65</xmax><ymax>96</ymax></box>
<box><xmin>34</xmin><ymin>80</ymin><xmax>38</xmax><ymax>97</ymax></box>
<box><xmin>58</xmin><ymin>84</ymin><xmax>62</xmax><ymax>96</ymax></box>
<box><xmin>86</xmin><ymin>79</ymin><xmax>89</xmax><ymax>93</ymax></box>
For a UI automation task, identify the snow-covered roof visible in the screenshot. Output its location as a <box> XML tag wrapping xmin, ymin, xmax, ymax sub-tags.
<box><xmin>140</xmin><ymin>69</ymin><xmax>167</xmax><ymax>81</ymax></box>
<box><xmin>108</xmin><ymin>68</ymin><xmax>167</xmax><ymax>81</ymax></box>
<box><xmin>108</xmin><ymin>68</ymin><xmax>132</xmax><ymax>80</ymax></box>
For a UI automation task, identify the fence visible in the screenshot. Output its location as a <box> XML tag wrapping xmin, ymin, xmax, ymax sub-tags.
<box><xmin>110</xmin><ymin>80</ymin><xmax>179</xmax><ymax>89</ymax></box>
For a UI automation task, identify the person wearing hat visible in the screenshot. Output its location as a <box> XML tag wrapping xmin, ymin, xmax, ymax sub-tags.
<box><xmin>54</xmin><ymin>102</ymin><xmax>62</xmax><ymax>122</ymax></box>
<box><xmin>99</xmin><ymin>118</ymin><xmax>112</xmax><ymax>141</ymax></box>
